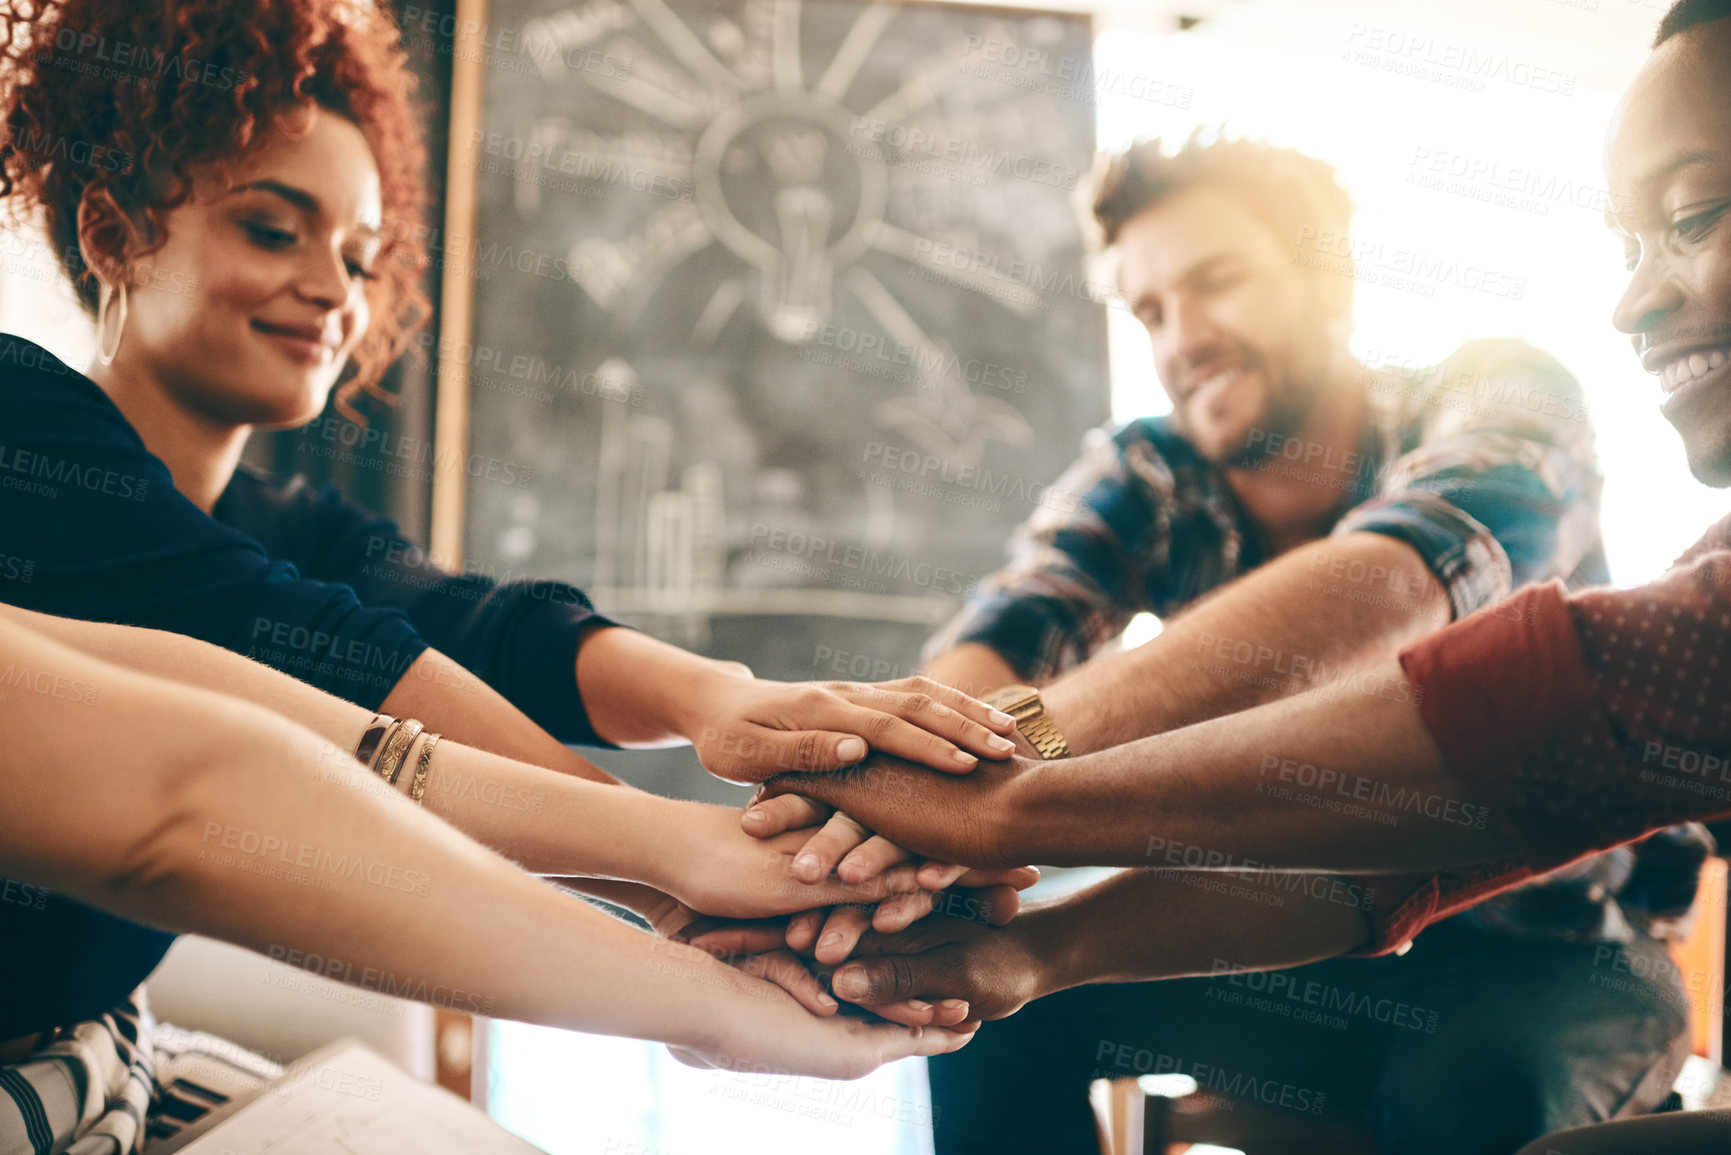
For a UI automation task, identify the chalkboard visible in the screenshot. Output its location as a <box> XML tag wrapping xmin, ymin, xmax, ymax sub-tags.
<box><xmin>454</xmin><ymin>0</ymin><xmax>1110</xmax><ymax>787</ymax></box>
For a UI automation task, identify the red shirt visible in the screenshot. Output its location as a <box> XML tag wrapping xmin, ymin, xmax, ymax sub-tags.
<box><xmin>1357</xmin><ymin>514</ymin><xmax>1731</xmax><ymax>955</ymax></box>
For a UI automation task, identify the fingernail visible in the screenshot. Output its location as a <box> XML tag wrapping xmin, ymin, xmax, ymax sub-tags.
<box><xmin>819</xmin><ymin>932</ymin><xmax>843</xmax><ymax>951</ymax></box>
<box><xmin>834</xmin><ymin>967</ymin><xmax>868</xmax><ymax>1000</ymax></box>
<box><xmin>794</xmin><ymin>854</ymin><xmax>820</xmax><ymax>878</ymax></box>
<box><xmin>988</xmin><ymin>735</ymin><xmax>1016</xmax><ymax>754</ymax></box>
<box><xmin>817</xmin><ymin>992</ymin><xmax>837</xmax><ymax>1010</ymax></box>
<box><xmin>952</xmin><ymin>749</ymin><xmax>979</xmax><ymax>766</ymax></box>
<box><xmin>940</xmin><ymin>999</ymin><xmax>968</xmax><ymax>1014</ymax></box>
<box><xmin>907</xmin><ymin>1000</ymin><xmax>931</xmax><ymax>1012</ymax></box>
<box><xmin>836</xmin><ymin>737</ymin><xmax>866</xmax><ymax>762</ymax></box>
<box><xmin>741</xmin><ymin>808</ymin><xmax>766</xmax><ymax>824</ymax></box>
<box><xmin>988</xmin><ymin>709</ymin><xmax>1015</xmax><ymax>728</ymax></box>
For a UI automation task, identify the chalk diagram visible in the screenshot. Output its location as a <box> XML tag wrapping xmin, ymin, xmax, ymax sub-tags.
<box><xmin>472</xmin><ymin>0</ymin><xmax>1101</xmax><ymax>637</ymax></box>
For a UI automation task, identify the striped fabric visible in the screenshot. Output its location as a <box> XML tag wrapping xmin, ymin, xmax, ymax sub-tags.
<box><xmin>926</xmin><ymin>337</ymin><xmax>1708</xmax><ymax>943</ymax></box>
<box><xmin>926</xmin><ymin>338</ymin><xmax>1607</xmax><ymax>679</ymax></box>
<box><xmin>0</xmin><ymin>989</ymin><xmax>279</xmax><ymax>1155</ymax></box>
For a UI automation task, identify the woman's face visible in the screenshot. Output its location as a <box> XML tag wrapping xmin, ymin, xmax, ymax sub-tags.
<box><xmin>1607</xmin><ymin>20</ymin><xmax>1731</xmax><ymax>486</ymax></box>
<box><xmin>112</xmin><ymin>108</ymin><xmax>382</xmax><ymax>429</ymax></box>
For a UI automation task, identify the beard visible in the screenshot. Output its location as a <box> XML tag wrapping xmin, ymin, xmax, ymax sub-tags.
<box><xmin>1198</xmin><ymin>360</ymin><xmax>1328</xmax><ymax>468</ymax></box>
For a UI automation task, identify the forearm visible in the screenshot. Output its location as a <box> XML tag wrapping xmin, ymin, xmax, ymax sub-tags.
<box><xmin>575</xmin><ymin>626</ymin><xmax>750</xmax><ymax>747</ymax></box>
<box><xmin>0</xmin><ymin>601</ymin><xmax>623</xmax><ymax>785</ymax></box>
<box><xmin>1020</xmin><ymin>866</ymin><xmax>1373</xmax><ymax>997</ymax></box>
<box><xmin>1042</xmin><ymin>533</ymin><xmax>1449</xmax><ymax>752</ymax></box>
<box><xmin>0</xmin><ymin>601</ymin><xmax>363</xmax><ymax>743</ymax></box>
<box><xmin>0</xmin><ymin>606</ymin><xmax>721</xmax><ymax>890</ymax></box>
<box><xmin>384</xmin><ymin>650</ymin><xmax>620</xmax><ymax>783</ymax></box>
<box><xmin>921</xmin><ymin>643</ymin><xmax>1025</xmax><ymax>700</ymax></box>
<box><xmin>1010</xmin><ymin>661</ymin><xmax>1511</xmax><ymax>872</ymax></box>
<box><xmin>0</xmin><ymin>622</ymin><xmax>755</xmax><ymax>1049</ymax></box>
<box><xmin>413</xmin><ymin>740</ymin><xmax>674</xmax><ymax>878</ymax></box>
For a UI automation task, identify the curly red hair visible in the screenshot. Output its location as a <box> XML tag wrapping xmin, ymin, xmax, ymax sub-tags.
<box><xmin>0</xmin><ymin>0</ymin><xmax>430</xmax><ymax>412</ymax></box>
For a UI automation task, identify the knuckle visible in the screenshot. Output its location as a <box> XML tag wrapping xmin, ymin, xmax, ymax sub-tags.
<box><xmin>901</xmin><ymin>693</ymin><xmax>935</xmax><ymax>715</ymax></box>
<box><xmin>866</xmin><ymin>712</ymin><xmax>900</xmax><ymax>740</ymax></box>
<box><xmin>888</xmin><ymin>956</ymin><xmax>919</xmax><ymax>999</ymax></box>
<box><xmin>793</xmin><ymin>730</ymin><xmax>825</xmax><ymax>770</ymax></box>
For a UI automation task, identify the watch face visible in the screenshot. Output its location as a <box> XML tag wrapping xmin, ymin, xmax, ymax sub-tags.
<box><xmin>988</xmin><ymin>685</ymin><xmax>1039</xmax><ymax>712</ymax></box>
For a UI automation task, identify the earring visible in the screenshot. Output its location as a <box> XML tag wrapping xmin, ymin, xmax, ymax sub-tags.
<box><xmin>96</xmin><ymin>280</ymin><xmax>128</xmax><ymax>366</ymax></box>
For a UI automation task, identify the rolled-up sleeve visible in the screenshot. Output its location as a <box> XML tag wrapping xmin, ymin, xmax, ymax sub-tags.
<box><xmin>922</xmin><ymin>427</ymin><xmax>1162</xmax><ymax>681</ymax></box>
<box><xmin>1337</xmin><ymin>339</ymin><xmax>1602</xmax><ymax>619</ymax></box>
<box><xmin>1346</xmin><ymin>517</ymin><xmax>1731</xmax><ymax>955</ymax></box>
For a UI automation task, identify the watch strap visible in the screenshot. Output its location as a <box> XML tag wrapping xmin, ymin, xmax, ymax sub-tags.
<box><xmin>983</xmin><ymin>684</ymin><xmax>1070</xmax><ymax>759</ymax></box>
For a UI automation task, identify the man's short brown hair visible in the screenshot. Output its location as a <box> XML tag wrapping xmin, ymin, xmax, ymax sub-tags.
<box><xmin>1092</xmin><ymin>131</ymin><xmax>1354</xmax><ymax>252</ymax></box>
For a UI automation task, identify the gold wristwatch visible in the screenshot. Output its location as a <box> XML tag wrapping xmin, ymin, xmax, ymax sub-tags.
<box><xmin>982</xmin><ymin>684</ymin><xmax>1070</xmax><ymax>759</ymax></box>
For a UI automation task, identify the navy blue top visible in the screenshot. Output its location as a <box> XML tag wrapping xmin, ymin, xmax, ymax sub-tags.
<box><xmin>0</xmin><ymin>333</ymin><xmax>614</xmax><ymax>1038</ymax></box>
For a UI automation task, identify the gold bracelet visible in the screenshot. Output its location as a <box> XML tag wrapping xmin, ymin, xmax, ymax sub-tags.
<box><xmin>407</xmin><ymin>733</ymin><xmax>441</xmax><ymax>804</ymax></box>
<box><xmin>354</xmin><ymin>714</ymin><xmax>394</xmax><ymax>766</ymax></box>
<box><xmin>374</xmin><ymin>719</ymin><xmax>424</xmax><ymax>787</ymax></box>
<box><xmin>363</xmin><ymin>718</ymin><xmax>403</xmax><ymax>774</ymax></box>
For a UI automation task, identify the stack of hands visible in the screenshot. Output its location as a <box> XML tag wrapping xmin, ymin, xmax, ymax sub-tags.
<box><xmin>630</xmin><ymin>675</ymin><xmax>1053</xmax><ymax>1054</ymax></box>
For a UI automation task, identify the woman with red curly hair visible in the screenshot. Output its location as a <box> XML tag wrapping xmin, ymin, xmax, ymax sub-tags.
<box><xmin>0</xmin><ymin>0</ymin><xmax>1013</xmax><ymax>780</ymax></box>
<box><xmin>0</xmin><ymin>0</ymin><xmax>1027</xmax><ymax>1145</ymax></box>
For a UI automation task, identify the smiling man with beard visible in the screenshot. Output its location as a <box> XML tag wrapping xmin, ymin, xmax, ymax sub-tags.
<box><xmin>812</xmin><ymin>137</ymin><xmax>1708</xmax><ymax>1153</ymax></box>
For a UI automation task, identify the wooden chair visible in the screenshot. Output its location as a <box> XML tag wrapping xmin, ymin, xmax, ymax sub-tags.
<box><xmin>1669</xmin><ymin>857</ymin><xmax>1727</xmax><ymax>1066</ymax></box>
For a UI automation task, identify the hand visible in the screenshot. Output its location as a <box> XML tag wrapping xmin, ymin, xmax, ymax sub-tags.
<box><xmin>786</xmin><ymin>881</ymin><xmax>1029</xmax><ymax>966</ymax></box>
<box><xmin>748</xmin><ymin>753</ymin><xmax>1044</xmax><ymax>870</ymax></box>
<box><xmin>734</xmin><ymin>794</ymin><xmax>1037</xmax><ymax>964</ymax></box>
<box><xmin>667</xmin><ymin>974</ymin><xmax>978</xmax><ymax>1081</ymax></box>
<box><xmin>682</xmin><ymin>673</ymin><xmax>1019</xmax><ymax>784</ymax></box>
<box><xmin>652</xmin><ymin>802</ymin><xmax>933</xmax><ymax>922</ymax></box>
<box><xmin>827</xmin><ymin>908</ymin><xmax>1055</xmax><ymax>1023</ymax></box>
<box><xmin>670</xmin><ymin>914</ymin><xmax>974</xmax><ymax>1029</ymax></box>
<box><xmin>740</xmin><ymin>794</ymin><xmax>1040</xmax><ymax>893</ymax></box>
<box><xmin>626</xmin><ymin>889</ymin><xmax>849</xmax><ymax>1018</ymax></box>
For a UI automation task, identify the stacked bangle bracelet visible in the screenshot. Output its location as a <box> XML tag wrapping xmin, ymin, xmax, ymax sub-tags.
<box><xmin>408</xmin><ymin>733</ymin><xmax>441</xmax><ymax>804</ymax></box>
<box><xmin>351</xmin><ymin>713</ymin><xmax>441</xmax><ymax>805</ymax></box>
<box><xmin>374</xmin><ymin>719</ymin><xmax>425</xmax><ymax>786</ymax></box>
<box><xmin>353</xmin><ymin>714</ymin><xmax>392</xmax><ymax>766</ymax></box>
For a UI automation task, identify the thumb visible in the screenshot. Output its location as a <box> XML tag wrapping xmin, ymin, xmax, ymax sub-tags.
<box><xmin>740</xmin><ymin>793</ymin><xmax>831</xmax><ymax>838</ymax></box>
<box><xmin>744</xmin><ymin>727</ymin><xmax>869</xmax><ymax>776</ymax></box>
<box><xmin>972</xmin><ymin>884</ymin><xmax>1021</xmax><ymax>926</ymax></box>
<box><xmin>832</xmin><ymin>955</ymin><xmax>941</xmax><ymax>1007</ymax></box>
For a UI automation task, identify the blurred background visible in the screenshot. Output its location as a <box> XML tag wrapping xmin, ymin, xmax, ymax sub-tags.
<box><xmin>3</xmin><ymin>1</ymin><xmax>1725</xmax><ymax>1153</ymax></box>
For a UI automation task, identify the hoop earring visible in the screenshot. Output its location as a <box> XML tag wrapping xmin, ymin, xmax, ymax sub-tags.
<box><xmin>96</xmin><ymin>280</ymin><xmax>128</xmax><ymax>366</ymax></box>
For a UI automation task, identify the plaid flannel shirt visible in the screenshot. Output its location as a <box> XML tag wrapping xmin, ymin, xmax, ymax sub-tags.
<box><xmin>930</xmin><ymin>337</ymin><xmax>1709</xmax><ymax>942</ymax></box>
